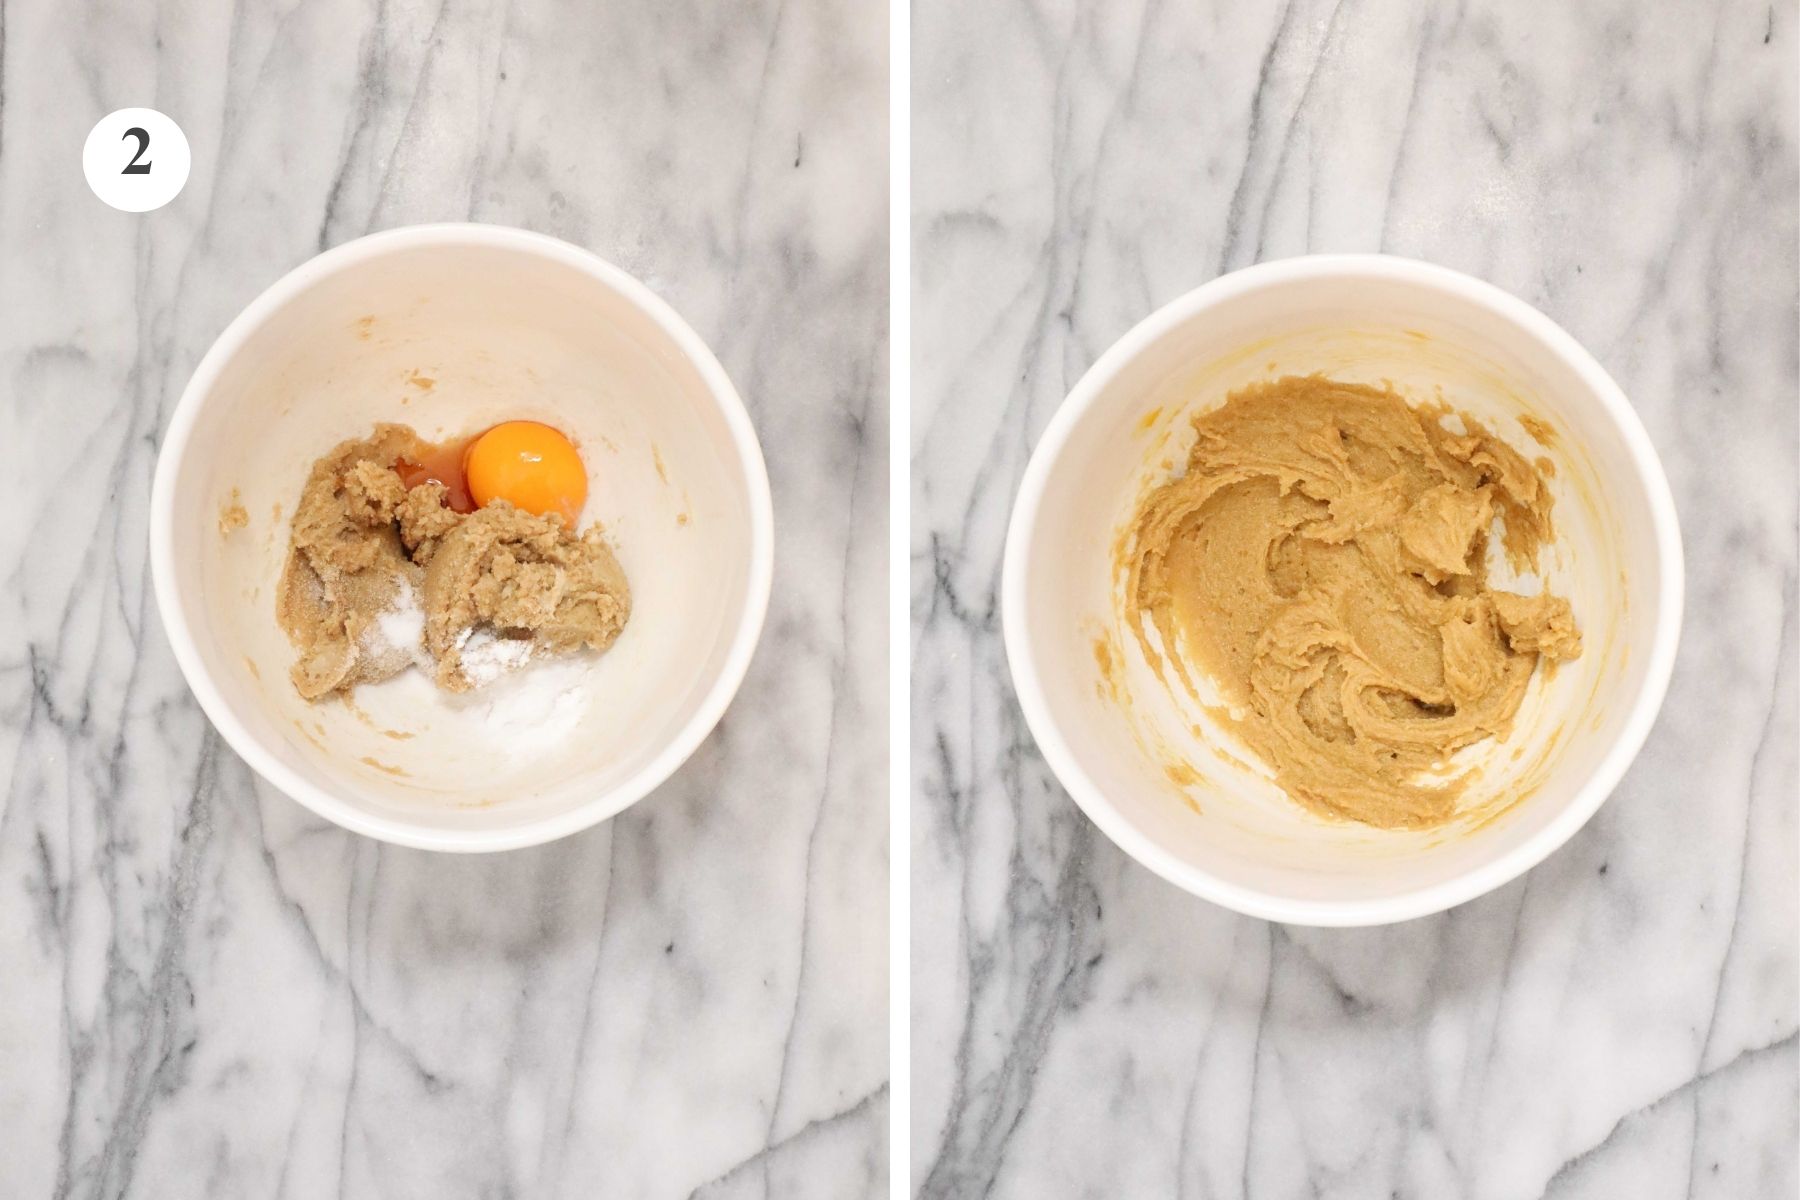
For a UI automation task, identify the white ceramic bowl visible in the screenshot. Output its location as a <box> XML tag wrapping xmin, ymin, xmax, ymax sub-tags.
<box><xmin>152</xmin><ymin>224</ymin><xmax>773</xmax><ymax>851</ymax></box>
<box><xmin>1003</xmin><ymin>255</ymin><xmax>1682</xmax><ymax>925</ymax></box>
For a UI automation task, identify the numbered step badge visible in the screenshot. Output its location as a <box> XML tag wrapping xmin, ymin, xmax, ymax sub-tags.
<box><xmin>83</xmin><ymin>108</ymin><xmax>190</xmax><ymax>212</ymax></box>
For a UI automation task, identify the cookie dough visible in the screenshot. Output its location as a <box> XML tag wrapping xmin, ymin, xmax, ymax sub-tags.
<box><xmin>277</xmin><ymin>424</ymin><xmax>630</xmax><ymax>700</ymax></box>
<box><xmin>1124</xmin><ymin>376</ymin><xmax>1580</xmax><ymax>829</ymax></box>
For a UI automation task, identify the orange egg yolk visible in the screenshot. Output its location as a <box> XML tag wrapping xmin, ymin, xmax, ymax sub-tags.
<box><xmin>462</xmin><ymin>421</ymin><xmax>588</xmax><ymax>526</ymax></box>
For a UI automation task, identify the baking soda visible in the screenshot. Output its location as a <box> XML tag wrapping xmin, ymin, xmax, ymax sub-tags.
<box><xmin>469</xmin><ymin>654</ymin><xmax>590</xmax><ymax>748</ymax></box>
<box><xmin>360</xmin><ymin>593</ymin><xmax>589</xmax><ymax>751</ymax></box>
<box><xmin>460</xmin><ymin>629</ymin><xmax>535</xmax><ymax>687</ymax></box>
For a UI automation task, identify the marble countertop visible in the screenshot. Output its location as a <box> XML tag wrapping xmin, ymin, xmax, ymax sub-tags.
<box><xmin>911</xmin><ymin>1</ymin><xmax>1796</xmax><ymax>1196</ymax></box>
<box><xmin>0</xmin><ymin>2</ymin><xmax>886</xmax><ymax>1197</ymax></box>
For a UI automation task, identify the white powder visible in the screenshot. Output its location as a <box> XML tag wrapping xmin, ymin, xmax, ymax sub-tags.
<box><xmin>379</xmin><ymin>594</ymin><xmax>425</xmax><ymax>653</ymax></box>
<box><xmin>467</xmin><ymin>653</ymin><xmax>590</xmax><ymax>748</ymax></box>
<box><xmin>357</xmin><ymin>600</ymin><xmax>588</xmax><ymax>751</ymax></box>
<box><xmin>362</xmin><ymin>581</ymin><xmax>426</xmax><ymax>662</ymax></box>
<box><xmin>460</xmin><ymin>630</ymin><xmax>535</xmax><ymax>687</ymax></box>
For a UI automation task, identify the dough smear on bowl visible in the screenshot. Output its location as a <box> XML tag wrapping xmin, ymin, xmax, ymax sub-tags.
<box><xmin>1124</xmin><ymin>375</ymin><xmax>1580</xmax><ymax>830</ymax></box>
<box><xmin>277</xmin><ymin>424</ymin><xmax>630</xmax><ymax>699</ymax></box>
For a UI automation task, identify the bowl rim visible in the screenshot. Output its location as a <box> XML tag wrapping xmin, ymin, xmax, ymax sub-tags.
<box><xmin>150</xmin><ymin>222</ymin><xmax>775</xmax><ymax>852</ymax></box>
<box><xmin>1001</xmin><ymin>252</ymin><xmax>1685</xmax><ymax>926</ymax></box>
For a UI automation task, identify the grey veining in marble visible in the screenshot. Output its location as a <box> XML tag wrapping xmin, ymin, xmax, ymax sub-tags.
<box><xmin>912</xmin><ymin>1</ymin><xmax>1796</xmax><ymax>1196</ymax></box>
<box><xmin>0</xmin><ymin>2</ymin><xmax>886</xmax><ymax>1197</ymax></box>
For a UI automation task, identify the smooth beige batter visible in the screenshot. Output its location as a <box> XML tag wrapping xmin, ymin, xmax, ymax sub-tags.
<box><xmin>278</xmin><ymin>424</ymin><xmax>630</xmax><ymax>700</ymax></box>
<box><xmin>1125</xmin><ymin>376</ymin><xmax>1580</xmax><ymax>829</ymax></box>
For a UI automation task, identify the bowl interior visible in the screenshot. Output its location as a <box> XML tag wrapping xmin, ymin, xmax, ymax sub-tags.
<box><xmin>1013</xmin><ymin>267</ymin><xmax>1668</xmax><ymax>914</ymax></box>
<box><xmin>161</xmin><ymin>235</ymin><xmax>762</xmax><ymax>841</ymax></box>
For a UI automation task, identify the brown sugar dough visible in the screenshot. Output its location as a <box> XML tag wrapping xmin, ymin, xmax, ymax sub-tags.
<box><xmin>418</xmin><ymin>503</ymin><xmax>630</xmax><ymax>693</ymax></box>
<box><xmin>1124</xmin><ymin>376</ymin><xmax>1581</xmax><ymax>830</ymax></box>
<box><xmin>277</xmin><ymin>424</ymin><xmax>630</xmax><ymax>700</ymax></box>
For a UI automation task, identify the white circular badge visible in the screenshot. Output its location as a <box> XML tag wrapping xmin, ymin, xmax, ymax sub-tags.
<box><xmin>83</xmin><ymin>108</ymin><xmax>190</xmax><ymax>213</ymax></box>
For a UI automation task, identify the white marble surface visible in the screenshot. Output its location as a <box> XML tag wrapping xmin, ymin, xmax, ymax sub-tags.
<box><xmin>912</xmin><ymin>1</ymin><xmax>1796</xmax><ymax>1196</ymax></box>
<box><xmin>0</xmin><ymin>2</ymin><xmax>886</xmax><ymax>1197</ymax></box>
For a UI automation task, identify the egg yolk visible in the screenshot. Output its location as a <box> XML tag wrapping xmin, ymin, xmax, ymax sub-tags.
<box><xmin>463</xmin><ymin>421</ymin><xmax>588</xmax><ymax>526</ymax></box>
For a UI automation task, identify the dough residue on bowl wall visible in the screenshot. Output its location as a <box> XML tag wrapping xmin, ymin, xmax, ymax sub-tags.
<box><xmin>218</xmin><ymin>489</ymin><xmax>249</xmax><ymax>534</ymax></box>
<box><xmin>1117</xmin><ymin>374</ymin><xmax>1582</xmax><ymax>831</ymax></box>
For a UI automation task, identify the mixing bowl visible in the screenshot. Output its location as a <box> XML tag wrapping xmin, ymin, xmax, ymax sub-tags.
<box><xmin>152</xmin><ymin>224</ymin><xmax>773</xmax><ymax>851</ymax></box>
<box><xmin>1002</xmin><ymin>255</ymin><xmax>1682</xmax><ymax>925</ymax></box>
